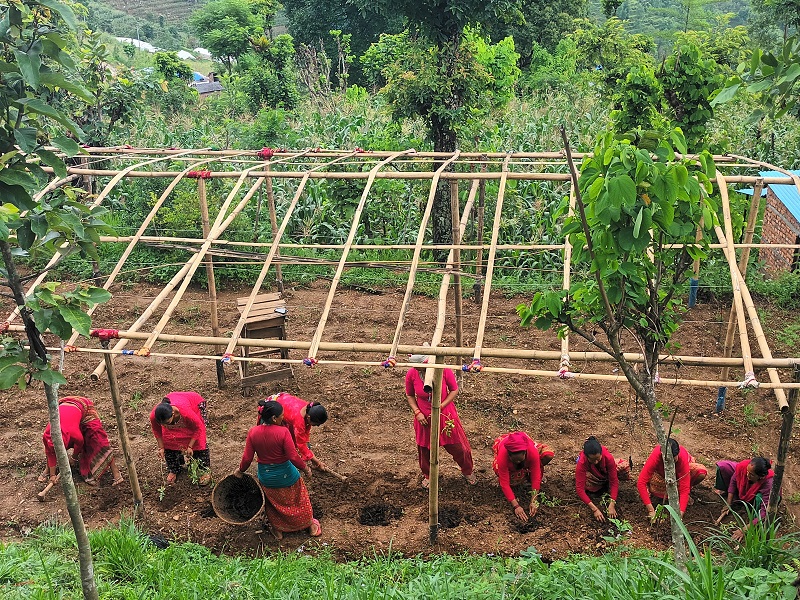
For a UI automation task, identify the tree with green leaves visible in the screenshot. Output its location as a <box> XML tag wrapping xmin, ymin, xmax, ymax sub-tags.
<box><xmin>358</xmin><ymin>0</ymin><xmax>523</xmax><ymax>252</ymax></box>
<box><xmin>1</xmin><ymin>2</ymin><xmax>113</xmax><ymax>598</ymax></box>
<box><xmin>518</xmin><ymin>127</ymin><xmax>717</xmax><ymax>565</ymax></box>
<box><xmin>189</xmin><ymin>0</ymin><xmax>261</xmax><ymax>75</ymax></box>
<box><xmin>154</xmin><ymin>51</ymin><xmax>193</xmax><ymax>82</ymax></box>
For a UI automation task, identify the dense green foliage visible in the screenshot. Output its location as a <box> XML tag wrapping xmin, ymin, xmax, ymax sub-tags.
<box><xmin>1</xmin><ymin>520</ymin><xmax>798</xmax><ymax>599</ymax></box>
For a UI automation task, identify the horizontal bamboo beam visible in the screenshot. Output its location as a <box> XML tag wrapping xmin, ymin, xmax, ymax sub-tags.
<box><xmin>95</xmin><ymin>235</ymin><xmax>800</xmax><ymax>252</ymax></box>
<box><xmin>12</xmin><ymin>325</ymin><xmax>796</xmax><ymax>368</ymax></box>
<box><xmin>43</xmin><ymin>166</ymin><xmax>792</xmax><ymax>185</ymax></box>
<box><xmin>33</xmin><ymin>343</ymin><xmax>800</xmax><ymax>389</ymax></box>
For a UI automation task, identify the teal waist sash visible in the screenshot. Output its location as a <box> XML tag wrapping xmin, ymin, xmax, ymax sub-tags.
<box><xmin>257</xmin><ymin>461</ymin><xmax>300</xmax><ymax>488</ymax></box>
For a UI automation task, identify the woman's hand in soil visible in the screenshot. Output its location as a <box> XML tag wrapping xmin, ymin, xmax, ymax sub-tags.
<box><xmin>157</xmin><ymin>447</ymin><xmax>165</xmax><ymax>460</ymax></box>
<box><xmin>592</xmin><ymin>507</ymin><xmax>605</xmax><ymax>522</ymax></box>
<box><xmin>514</xmin><ymin>505</ymin><xmax>528</xmax><ymax>522</ymax></box>
<box><xmin>607</xmin><ymin>501</ymin><xmax>617</xmax><ymax>519</ymax></box>
<box><xmin>415</xmin><ymin>412</ymin><xmax>428</xmax><ymax>426</ymax></box>
<box><xmin>732</xmin><ymin>528</ymin><xmax>745</xmax><ymax>542</ymax></box>
<box><xmin>303</xmin><ymin>466</ymin><xmax>313</xmax><ymax>479</ymax></box>
<box><xmin>529</xmin><ymin>500</ymin><xmax>539</xmax><ymax>518</ymax></box>
<box><xmin>184</xmin><ymin>447</ymin><xmax>194</xmax><ymax>459</ymax></box>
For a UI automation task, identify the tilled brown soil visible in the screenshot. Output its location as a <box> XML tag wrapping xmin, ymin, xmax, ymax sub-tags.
<box><xmin>0</xmin><ymin>280</ymin><xmax>797</xmax><ymax>559</ymax></box>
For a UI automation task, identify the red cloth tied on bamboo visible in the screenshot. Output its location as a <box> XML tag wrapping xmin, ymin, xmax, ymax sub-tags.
<box><xmin>43</xmin><ymin>396</ymin><xmax>114</xmax><ymax>480</ymax></box>
<box><xmin>734</xmin><ymin>459</ymin><xmax>774</xmax><ymax>503</ymax></box>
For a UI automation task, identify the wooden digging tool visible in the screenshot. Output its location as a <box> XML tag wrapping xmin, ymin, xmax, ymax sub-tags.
<box><xmin>37</xmin><ymin>475</ymin><xmax>60</xmax><ymax>501</ymax></box>
<box><xmin>319</xmin><ymin>467</ymin><xmax>347</xmax><ymax>481</ymax></box>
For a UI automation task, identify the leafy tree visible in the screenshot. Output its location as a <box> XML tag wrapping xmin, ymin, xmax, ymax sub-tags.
<box><xmin>283</xmin><ymin>0</ymin><xmax>404</xmax><ymax>86</ymax></box>
<box><xmin>237</xmin><ymin>34</ymin><xmax>299</xmax><ymax>110</ymax></box>
<box><xmin>518</xmin><ymin>128</ymin><xmax>717</xmax><ymax>565</ymax></box>
<box><xmin>358</xmin><ymin>0</ymin><xmax>524</xmax><ymax>252</ymax></box>
<box><xmin>0</xmin><ymin>1</ymin><xmax>114</xmax><ymax>598</ymax></box>
<box><xmin>611</xmin><ymin>65</ymin><xmax>665</xmax><ymax>133</ymax></box>
<box><xmin>713</xmin><ymin>35</ymin><xmax>800</xmax><ymax>121</ymax></box>
<box><xmin>569</xmin><ymin>17</ymin><xmax>655</xmax><ymax>88</ymax></box>
<box><xmin>190</xmin><ymin>0</ymin><xmax>261</xmax><ymax>75</ymax></box>
<box><xmin>481</xmin><ymin>0</ymin><xmax>587</xmax><ymax>67</ymax></box>
<box><xmin>154</xmin><ymin>51</ymin><xmax>193</xmax><ymax>81</ymax></box>
<box><xmin>674</xmin><ymin>22</ymin><xmax>750</xmax><ymax>72</ymax></box>
<box><xmin>658</xmin><ymin>43</ymin><xmax>723</xmax><ymax>149</ymax></box>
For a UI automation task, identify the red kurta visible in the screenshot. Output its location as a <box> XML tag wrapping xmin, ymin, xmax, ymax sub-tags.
<box><xmin>239</xmin><ymin>424</ymin><xmax>307</xmax><ymax>472</ymax></box>
<box><xmin>492</xmin><ymin>432</ymin><xmax>541</xmax><ymax>502</ymax></box>
<box><xmin>150</xmin><ymin>391</ymin><xmax>207</xmax><ymax>452</ymax></box>
<box><xmin>575</xmin><ymin>446</ymin><xmax>620</xmax><ymax>505</ymax></box>
<box><xmin>43</xmin><ymin>397</ymin><xmax>113</xmax><ymax>480</ymax></box>
<box><xmin>637</xmin><ymin>445</ymin><xmax>691</xmax><ymax>512</ymax></box>
<box><xmin>274</xmin><ymin>392</ymin><xmax>315</xmax><ymax>462</ymax></box>
<box><xmin>405</xmin><ymin>368</ymin><xmax>469</xmax><ymax>449</ymax></box>
<box><xmin>43</xmin><ymin>403</ymin><xmax>84</xmax><ymax>468</ymax></box>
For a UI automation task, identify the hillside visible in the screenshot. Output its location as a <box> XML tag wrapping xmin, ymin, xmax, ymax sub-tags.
<box><xmin>100</xmin><ymin>0</ymin><xmax>207</xmax><ymax>26</ymax></box>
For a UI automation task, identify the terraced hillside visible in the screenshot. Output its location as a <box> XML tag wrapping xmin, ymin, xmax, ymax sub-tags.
<box><xmin>102</xmin><ymin>0</ymin><xmax>206</xmax><ymax>25</ymax></box>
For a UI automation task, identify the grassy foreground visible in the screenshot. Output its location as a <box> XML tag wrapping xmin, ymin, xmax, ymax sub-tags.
<box><xmin>1</xmin><ymin>519</ymin><xmax>799</xmax><ymax>599</ymax></box>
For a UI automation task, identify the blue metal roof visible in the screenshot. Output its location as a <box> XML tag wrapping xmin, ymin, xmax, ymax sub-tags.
<box><xmin>760</xmin><ymin>170</ymin><xmax>800</xmax><ymax>223</ymax></box>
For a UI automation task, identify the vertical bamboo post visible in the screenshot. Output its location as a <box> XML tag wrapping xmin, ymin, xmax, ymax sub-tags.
<box><xmin>428</xmin><ymin>355</ymin><xmax>443</xmax><ymax>545</ymax></box>
<box><xmin>253</xmin><ymin>184</ymin><xmax>263</xmax><ymax>243</ymax></box>
<box><xmin>265</xmin><ymin>162</ymin><xmax>285</xmax><ymax>294</ymax></box>
<box><xmin>688</xmin><ymin>220</ymin><xmax>703</xmax><ymax>308</ymax></box>
<box><xmin>450</xmin><ymin>180</ymin><xmax>463</xmax><ymax>353</ymax></box>
<box><xmin>768</xmin><ymin>365</ymin><xmax>799</xmax><ymax>515</ymax></box>
<box><xmin>560</xmin><ymin>185</ymin><xmax>577</xmax><ymax>371</ymax></box>
<box><xmin>101</xmin><ymin>344</ymin><xmax>143</xmax><ymax>514</ymax></box>
<box><xmin>198</xmin><ymin>178</ymin><xmax>224</xmax><ymax>387</ymax></box>
<box><xmin>473</xmin><ymin>158</ymin><xmax>487</xmax><ymax>303</ymax></box>
<box><xmin>717</xmin><ymin>180</ymin><xmax>764</xmax><ymax>411</ymax></box>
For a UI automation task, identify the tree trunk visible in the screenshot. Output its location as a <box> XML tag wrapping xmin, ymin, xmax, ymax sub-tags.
<box><xmin>45</xmin><ymin>383</ymin><xmax>100</xmax><ymax>600</ymax></box>
<box><xmin>430</xmin><ymin>112</ymin><xmax>456</xmax><ymax>264</ymax></box>
<box><xmin>0</xmin><ymin>241</ymin><xmax>99</xmax><ymax>600</ymax></box>
<box><xmin>637</xmin><ymin>370</ymin><xmax>688</xmax><ymax>566</ymax></box>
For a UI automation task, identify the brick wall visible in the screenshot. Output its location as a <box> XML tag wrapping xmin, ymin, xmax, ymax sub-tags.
<box><xmin>760</xmin><ymin>189</ymin><xmax>800</xmax><ymax>275</ymax></box>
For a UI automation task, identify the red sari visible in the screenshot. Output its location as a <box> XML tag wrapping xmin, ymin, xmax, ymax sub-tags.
<box><xmin>43</xmin><ymin>397</ymin><xmax>114</xmax><ymax>481</ymax></box>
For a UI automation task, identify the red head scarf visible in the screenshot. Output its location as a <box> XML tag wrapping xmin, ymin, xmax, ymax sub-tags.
<box><xmin>504</xmin><ymin>431</ymin><xmax>530</xmax><ymax>453</ymax></box>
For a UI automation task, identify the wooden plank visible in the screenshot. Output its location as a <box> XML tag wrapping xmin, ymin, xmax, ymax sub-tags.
<box><xmin>241</xmin><ymin>368</ymin><xmax>294</xmax><ymax>386</ymax></box>
<box><xmin>237</xmin><ymin>293</ymin><xmax>283</xmax><ymax>306</ymax></box>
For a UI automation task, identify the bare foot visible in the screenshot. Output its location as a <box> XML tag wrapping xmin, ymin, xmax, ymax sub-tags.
<box><xmin>309</xmin><ymin>518</ymin><xmax>322</xmax><ymax>537</ymax></box>
<box><xmin>267</xmin><ymin>524</ymin><xmax>283</xmax><ymax>540</ymax></box>
<box><xmin>112</xmin><ymin>476</ymin><xmax>124</xmax><ymax>487</ymax></box>
<box><xmin>166</xmin><ymin>472</ymin><xmax>177</xmax><ymax>485</ymax></box>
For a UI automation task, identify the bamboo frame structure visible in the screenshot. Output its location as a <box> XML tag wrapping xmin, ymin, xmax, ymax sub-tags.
<box><xmin>8</xmin><ymin>146</ymin><xmax>800</xmax><ymax>539</ymax></box>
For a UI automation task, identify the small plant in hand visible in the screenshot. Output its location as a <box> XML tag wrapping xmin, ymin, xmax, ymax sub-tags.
<box><xmin>187</xmin><ymin>458</ymin><xmax>211</xmax><ymax>486</ymax></box>
<box><xmin>442</xmin><ymin>418</ymin><xmax>455</xmax><ymax>437</ymax></box>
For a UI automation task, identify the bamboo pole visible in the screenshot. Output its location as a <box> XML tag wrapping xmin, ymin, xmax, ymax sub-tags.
<box><xmin>714</xmin><ymin>223</ymin><xmax>789</xmax><ymax>411</ymax></box>
<box><xmin>715</xmin><ymin>171</ymin><xmax>756</xmax><ymax>385</ymax></box>
<box><xmin>474</xmin><ymin>158</ymin><xmax>487</xmax><ymax>303</ymax></box>
<box><xmin>472</xmin><ymin>155</ymin><xmax>511</xmax><ymax>363</ymax></box>
<box><xmin>387</xmin><ymin>152</ymin><xmax>460</xmax><ymax>360</ymax></box>
<box><xmin>198</xmin><ymin>178</ymin><xmax>221</xmax><ymax>350</ymax></box>
<box><xmin>198</xmin><ymin>178</ymin><xmax>224</xmax><ymax>387</ymax></box>
<box><xmin>718</xmin><ymin>180</ymin><xmax>764</xmax><ymax>408</ymax></box>
<box><xmin>768</xmin><ymin>365</ymin><xmax>799</xmax><ymax>515</ymax></box>
<box><xmin>265</xmin><ymin>162</ymin><xmax>285</xmax><ymax>294</ymax></box>
<box><xmin>95</xmin><ymin>235</ymin><xmax>800</xmax><ymax>253</ymax></box>
<box><xmin>222</xmin><ymin>152</ymin><xmax>357</xmax><ymax>360</ymax></box>
<box><xmin>451</xmin><ymin>180</ymin><xmax>463</xmax><ymax>353</ymax></box>
<box><xmin>428</xmin><ymin>353</ymin><xmax>443</xmax><ymax>545</ymax></box>
<box><xmin>42</xmin><ymin>166</ymin><xmax>795</xmax><ymax>185</ymax></box>
<box><xmin>101</xmin><ymin>347</ymin><xmax>143</xmax><ymax>513</ymax></box>
<box><xmin>306</xmin><ymin>150</ymin><xmax>413</xmax><ymax>361</ymax></box>
<box><xmin>560</xmin><ymin>184</ymin><xmax>578</xmax><ymax>371</ymax></box>
<box><xmin>688</xmin><ymin>218</ymin><xmax>703</xmax><ymax>308</ymax></box>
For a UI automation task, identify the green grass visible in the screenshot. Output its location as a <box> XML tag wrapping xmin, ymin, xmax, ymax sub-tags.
<box><xmin>2</xmin><ymin>520</ymin><xmax>800</xmax><ymax>599</ymax></box>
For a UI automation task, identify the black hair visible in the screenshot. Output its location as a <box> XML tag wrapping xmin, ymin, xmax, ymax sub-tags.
<box><xmin>583</xmin><ymin>436</ymin><xmax>602</xmax><ymax>456</ymax></box>
<box><xmin>154</xmin><ymin>398</ymin><xmax>173</xmax><ymax>424</ymax></box>
<box><xmin>307</xmin><ymin>402</ymin><xmax>328</xmax><ymax>426</ymax></box>
<box><xmin>668</xmin><ymin>438</ymin><xmax>679</xmax><ymax>458</ymax></box>
<box><xmin>258</xmin><ymin>400</ymin><xmax>283</xmax><ymax>425</ymax></box>
<box><xmin>750</xmin><ymin>457</ymin><xmax>770</xmax><ymax>478</ymax></box>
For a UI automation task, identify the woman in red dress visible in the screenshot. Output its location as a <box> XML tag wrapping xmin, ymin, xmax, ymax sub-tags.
<box><xmin>235</xmin><ymin>399</ymin><xmax>320</xmax><ymax>540</ymax></box>
<box><xmin>265</xmin><ymin>392</ymin><xmax>328</xmax><ymax>471</ymax></box>
<box><xmin>150</xmin><ymin>391</ymin><xmax>211</xmax><ymax>485</ymax></box>
<box><xmin>41</xmin><ymin>396</ymin><xmax>123</xmax><ymax>487</ymax></box>
<box><xmin>492</xmin><ymin>431</ymin><xmax>554</xmax><ymax>522</ymax></box>
<box><xmin>575</xmin><ymin>436</ymin><xmax>630</xmax><ymax>522</ymax></box>
<box><xmin>405</xmin><ymin>351</ymin><xmax>475</xmax><ymax>488</ymax></box>
<box><xmin>637</xmin><ymin>438</ymin><xmax>707</xmax><ymax>518</ymax></box>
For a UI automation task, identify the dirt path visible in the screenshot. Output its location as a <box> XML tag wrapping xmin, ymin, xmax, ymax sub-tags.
<box><xmin>0</xmin><ymin>281</ymin><xmax>796</xmax><ymax>559</ymax></box>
